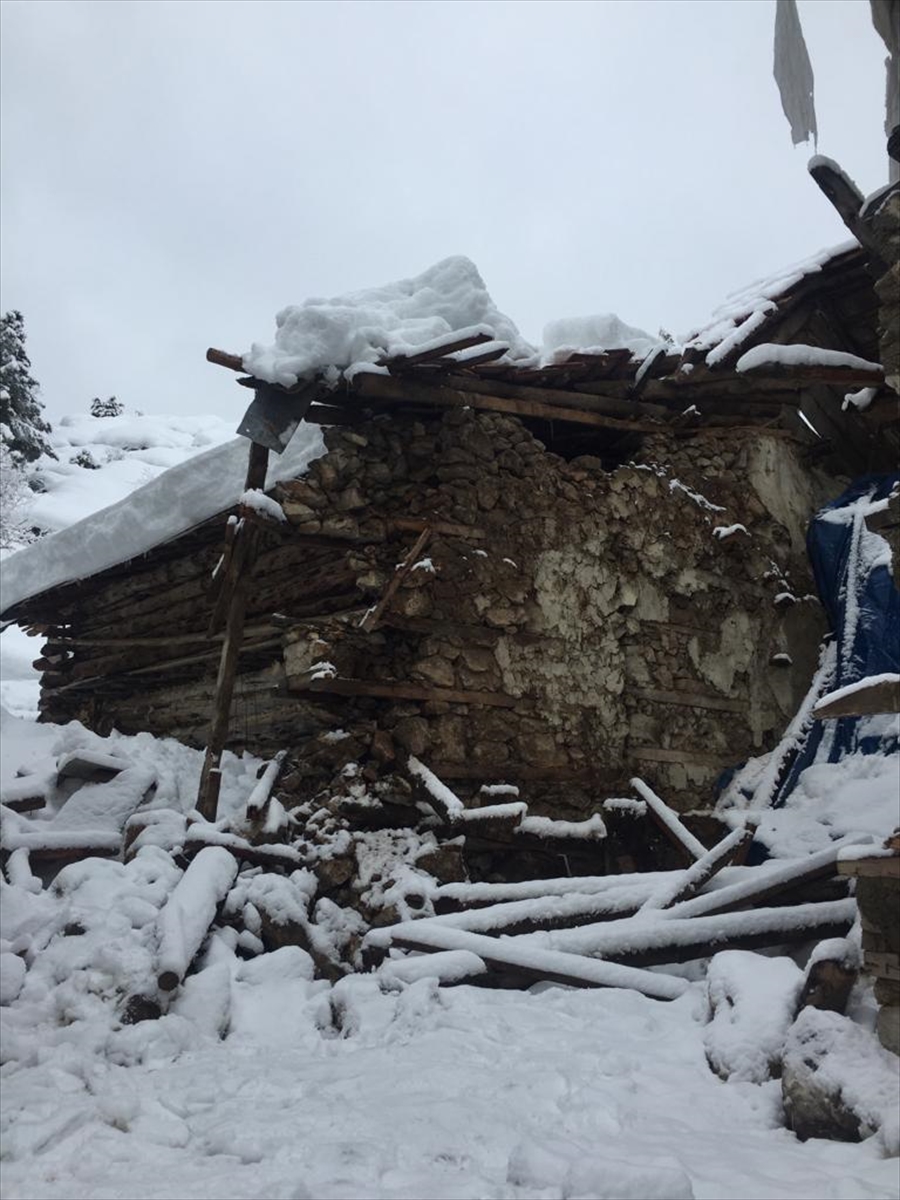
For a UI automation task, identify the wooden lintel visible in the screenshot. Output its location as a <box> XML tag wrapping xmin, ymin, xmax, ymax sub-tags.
<box><xmin>390</xmin><ymin>517</ymin><xmax>486</xmax><ymax>540</ymax></box>
<box><xmin>631</xmin><ymin>747</ymin><xmax>735</xmax><ymax>767</ymax></box>
<box><xmin>421</xmin><ymin>762</ymin><xmax>587</xmax><ymax>782</ymax></box>
<box><xmin>633</xmin><ymin>688</ymin><xmax>748</xmax><ymax>714</ymax></box>
<box><xmin>288</xmin><ymin>675</ymin><xmax>518</xmax><ymax>708</ymax></box>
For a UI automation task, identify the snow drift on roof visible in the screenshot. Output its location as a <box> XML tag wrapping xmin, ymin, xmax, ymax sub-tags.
<box><xmin>242</xmin><ymin>256</ymin><xmax>537</xmax><ymax>387</ymax></box>
<box><xmin>682</xmin><ymin>240</ymin><xmax>858</xmax><ymax>365</ymax></box>
<box><xmin>541</xmin><ymin>314</ymin><xmax>661</xmax><ymax>364</ymax></box>
<box><xmin>0</xmin><ymin>425</ymin><xmax>326</xmax><ymax>618</ymax></box>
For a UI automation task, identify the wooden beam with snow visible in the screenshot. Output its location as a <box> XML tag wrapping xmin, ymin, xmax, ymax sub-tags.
<box><xmin>182</xmin><ymin>824</ymin><xmax>307</xmax><ymax>870</ymax></box>
<box><xmin>367</xmin><ymin>924</ymin><xmax>690</xmax><ymax>1000</ymax></box>
<box><xmin>667</xmin><ymin>844</ymin><xmax>847</xmax><ymax>918</ymax></box>
<box><xmin>630</xmin><ymin>777</ymin><xmax>709</xmax><ymax>863</ymax></box>
<box><xmin>382</xmin><ymin>331</ymin><xmax>495</xmax><ymax>368</ymax></box>
<box><xmin>546</xmin><ymin>898</ymin><xmax>857</xmax><ymax>969</ymax></box>
<box><xmin>813</xmin><ymin>675</ymin><xmax>900</xmax><ymax>719</ymax></box>
<box><xmin>156</xmin><ymin>845</ymin><xmax>239</xmax><ymax>992</ymax></box>
<box><xmin>807</xmin><ymin>158</ymin><xmax>888</xmax><ymax>272</ymax></box>
<box><xmin>639</xmin><ymin>825</ymin><xmax>755</xmax><ymax>912</ymax></box>
<box><xmin>245</xmin><ymin>750</ymin><xmax>288</xmax><ymax>821</ymax></box>
<box><xmin>736</xmin><ymin>361</ymin><xmax>884</xmax><ymax>387</ymax></box>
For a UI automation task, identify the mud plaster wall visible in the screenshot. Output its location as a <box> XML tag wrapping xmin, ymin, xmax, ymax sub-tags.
<box><xmin>277</xmin><ymin>410</ymin><xmax>832</xmax><ymax>813</ymax></box>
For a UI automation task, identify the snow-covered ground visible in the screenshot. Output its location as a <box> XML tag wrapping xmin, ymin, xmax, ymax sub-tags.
<box><xmin>1</xmin><ymin>723</ymin><xmax>898</xmax><ymax>1200</ymax></box>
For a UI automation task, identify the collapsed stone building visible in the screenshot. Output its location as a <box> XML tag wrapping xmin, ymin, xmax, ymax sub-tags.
<box><xmin>2</xmin><ymin>243</ymin><xmax>896</xmax><ymax>881</ymax></box>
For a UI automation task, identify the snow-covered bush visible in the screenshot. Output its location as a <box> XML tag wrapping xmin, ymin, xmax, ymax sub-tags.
<box><xmin>90</xmin><ymin>395</ymin><xmax>124</xmax><ymax>418</ymax></box>
<box><xmin>0</xmin><ymin>441</ymin><xmax>37</xmax><ymax>549</ymax></box>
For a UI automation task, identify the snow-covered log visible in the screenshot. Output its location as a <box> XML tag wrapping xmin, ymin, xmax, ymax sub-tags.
<box><xmin>156</xmin><ymin>846</ymin><xmax>239</xmax><ymax>992</ymax></box>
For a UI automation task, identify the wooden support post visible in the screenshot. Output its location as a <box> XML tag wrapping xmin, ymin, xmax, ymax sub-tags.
<box><xmin>196</xmin><ymin>440</ymin><xmax>269</xmax><ymax>822</ymax></box>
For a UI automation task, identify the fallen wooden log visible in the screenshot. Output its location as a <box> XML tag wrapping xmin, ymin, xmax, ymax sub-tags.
<box><xmin>366</xmin><ymin>924</ymin><xmax>690</xmax><ymax>1000</ymax></box>
<box><xmin>414</xmin><ymin>883</ymin><xmax>650</xmax><ymax>938</ymax></box>
<box><xmin>795</xmin><ymin>939</ymin><xmax>860</xmax><ymax>1017</ymax></box>
<box><xmin>667</xmin><ymin>844</ymin><xmax>847</xmax><ymax>918</ymax></box>
<box><xmin>182</xmin><ymin>824</ymin><xmax>307</xmax><ymax>871</ymax></box>
<box><xmin>156</xmin><ymin>845</ymin><xmax>239</xmax><ymax>992</ymax></box>
<box><xmin>536</xmin><ymin>898</ymin><xmax>857</xmax><ymax>968</ymax></box>
<box><xmin>245</xmin><ymin>750</ymin><xmax>288</xmax><ymax>821</ymax></box>
<box><xmin>640</xmin><ymin>825</ymin><xmax>754</xmax><ymax>912</ymax></box>
<box><xmin>631</xmin><ymin>776</ymin><xmax>708</xmax><ymax>863</ymax></box>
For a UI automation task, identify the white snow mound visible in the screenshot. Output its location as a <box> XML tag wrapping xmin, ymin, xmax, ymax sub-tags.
<box><xmin>242</xmin><ymin>255</ymin><xmax>536</xmax><ymax>386</ymax></box>
<box><xmin>542</xmin><ymin>313</ymin><xmax>662</xmax><ymax>364</ymax></box>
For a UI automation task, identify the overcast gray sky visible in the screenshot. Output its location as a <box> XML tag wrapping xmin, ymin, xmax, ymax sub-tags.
<box><xmin>0</xmin><ymin>0</ymin><xmax>890</xmax><ymax>426</ymax></box>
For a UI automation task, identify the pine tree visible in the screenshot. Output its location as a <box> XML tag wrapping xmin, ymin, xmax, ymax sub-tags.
<box><xmin>90</xmin><ymin>395</ymin><xmax>124</xmax><ymax>418</ymax></box>
<box><xmin>0</xmin><ymin>311</ymin><xmax>55</xmax><ymax>465</ymax></box>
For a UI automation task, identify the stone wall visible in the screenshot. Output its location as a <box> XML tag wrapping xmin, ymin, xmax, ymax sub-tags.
<box><xmin>276</xmin><ymin>408</ymin><xmax>832</xmax><ymax>813</ymax></box>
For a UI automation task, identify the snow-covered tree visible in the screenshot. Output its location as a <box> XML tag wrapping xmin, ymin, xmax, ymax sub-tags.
<box><xmin>90</xmin><ymin>395</ymin><xmax>124</xmax><ymax>418</ymax></box>
<box><xmin>0</xmin><ymin>440</ymin><xmax>37</xmax><ymax>549</ymax></box>
<box><xmin>0</xmin><ymin>311</ymin><xmax>55</xmax><ymax>465</ymax></box>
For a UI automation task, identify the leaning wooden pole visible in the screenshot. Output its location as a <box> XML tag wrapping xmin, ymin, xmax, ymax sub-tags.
<box><xmin>196</xmin><ymin>440</ymin><xmax>269</xmax><ymax>822</ymax></box>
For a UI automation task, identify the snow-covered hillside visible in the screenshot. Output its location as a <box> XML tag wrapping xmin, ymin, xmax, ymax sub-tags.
<box><xmin>0</xmin><ymin>411</ymin><xmax>237</xmax><ymax>717</ymax></box>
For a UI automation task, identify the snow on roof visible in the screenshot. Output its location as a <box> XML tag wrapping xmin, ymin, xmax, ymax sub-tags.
<box><xmin>242</xmin><ymin>256</ymin><xmax>537</xmax><ymax>387</ymax></box>
<box><xmin>541</xmin><ymin>314</ymin><xmax>661</xmax><ymax>365</ymax></box>
<box><xmin>0</xmin><ymin>425</ymin><xmax>326</xmax><ymax>618</ymax></box>
<box><xmin>681</xmin><ymin>240</ymin><xmax>859</xmax><ymax>365</ymax></box>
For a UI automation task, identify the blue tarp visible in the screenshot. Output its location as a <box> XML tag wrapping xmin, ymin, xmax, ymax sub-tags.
<box><xmin>773</xmin><ymin>471</ymin><xmax>900</xmax><ymax>805</ymax></box>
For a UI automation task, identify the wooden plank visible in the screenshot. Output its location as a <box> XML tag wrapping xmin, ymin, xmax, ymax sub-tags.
<box><xmin>633</xmin><ymin>688</ymin><xmax>748</xmax><ymax>714</ymax></box>
<box><xmin>288</xmin><ymin>675</ymin><xmax>518</xmax><ymax>708</ymax></box>
<box><xmin>359</xmin><ymin>526</ymin><xmax>432</xmax><ymax>632</ymax></box>
<box><xmin>382</xmin><ymin>331</ymin><xmax>494</xmax><ymax>368</ymax></box>
<box><xmin>440</xmin><ymin>344</ymin><xmax>509</xmax><ymax>368</ymax></box>
<box><xmin>813</xmin><ymin>676</ymin><xmax>900</xmax><ymax>719</ymax></box>
<box><xmin>423</xmin><ymin>762</ymin><xmax>588</xmax><ymax>782</ymax></box>
<box><xmin>351</xmin><ymin>373</ymin><xmax>662</xmax><ymax>433</ymax></box>
<box><xmin>631</xmin><ymin>747</ymin><xmax>735</xmax><ymax>767</ymax></box>
<box><xmin>389</xmin><ymin>517</ymin><xmax>486</xmax><ymax>540</ymax></box>
<box><xmin>838</xmin><ymin>856</ymin><xmax>900</xmax><ymax>879</ymax></box>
